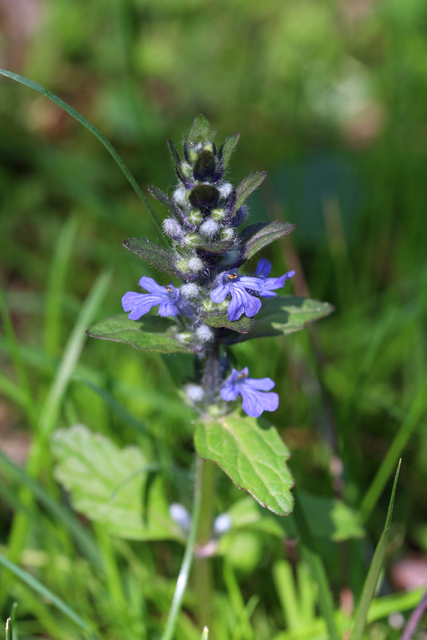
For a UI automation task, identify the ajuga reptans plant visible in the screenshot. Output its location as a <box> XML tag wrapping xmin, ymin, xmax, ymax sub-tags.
<box><xmin>88</xmin><ymin>115</ymin><xmax>333</xmax><ymax>515</ymax></box>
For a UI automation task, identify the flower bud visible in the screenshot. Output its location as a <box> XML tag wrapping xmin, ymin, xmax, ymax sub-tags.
<box><xmin>173</xmin><ymin>185</ymin><xmax>188</xmax><ymax>206</ymax></box>
<box><xmin>184</xmin><ymin>233</ymin><xmax>202</xmax><ymax>247</ymax></box>
<box><xmin>180</xmin><ymin>162</ymin><xmax>193</xmax><ymax>179</ymax></box>
<box><xmin>218</xmin><ymin>182</ymin><xmax>233</xmax><ymax>200</ymax></box>
<box><xmin>169</xmin><ymin>503</ymin><xmax>191</xmax><ymax>531</ymax></box>
<box><xmin>211</xmin><ymin>208</ymin><xmax>227</xmax><ymax>221</ymax></box>
<box><xmin>195</xmin><ymin>325</ymin><xmax>214</xmax><ymax>342</ymax></box>
<box><xmin>221</xmin><ymin>250</ymin><xmax>240</xmax><ymax>266</ymax></box>
<box><xmin>162</xmin><ymin>218</ymin><xmax>183</xmax><ymax>240</ymax></box>
<box><xmin>220</xmin><ymin>228</ymin><xmax>235</xmax><ymax>241</ymax></box>
<box><xmin>184</xmin><ymin>383</ymin><xmax>205</xmax><ymax>403</ymax></box>
<box><xmin>180</xmin><ymin>283</ymin><xmax>200</xmax><ymax>299</ymax></box>
<box><xmin>187</xmin><ymin>209</ymin><xmax>203</xmax><ymax>225</ymax></box>
<box><xmin>188</xmin><ymin>256</ymin><xmax>204</xmax><ymax>272</ymax></box>
<box><xmin>199</xmin><ymin>219</ymin><xmax>220</xmax><ymax>239</ymax></box>
<box><xmin>213</xmin><ymin>513</ymin><xmax>232</xmax><ymax>536</ymax></box>
<box><xmin>176</xmin><ymin>259</ymin><xmax>190</xmax><ymax>273</ymax></box>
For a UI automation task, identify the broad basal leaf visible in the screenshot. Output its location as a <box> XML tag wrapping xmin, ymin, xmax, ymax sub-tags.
<box><xmin>226</xmin><ymin>493</ymin><xmax>364</xmax><ymax>541</ymax></box>
<box><xmin>87</xmin><ymin>314</ymin><xmax>199</xmax><ymax>354</ymax></box>
<box><xmin>239</xmin><ymin>221</ymin><xmax>296</xmax><ymax>261</ymax></box>
<box><xmin>123</xmin><ymin>238</ymin><xmax>183</xmax><ymax>277</ymax></box>
<box><xmin>52</xmin><ymin>425</ymin><xmax>183</xmax><ymax>541</ymax></box>
<box><xmin>195</xmin><ymin>413</ymin><xmax>294</xmax><ymax>515</ymax></box>
<box><xmin>201</xmin><ymin>308</ymin><xmax>254</xmax><ymax>333</ymax></box>
<box><xmin>231</xmin><ymin>172</ymin><xmax>267</xmax><ymax>215</ymax></box>
<box><xmin>220</xmin><ymin>295</ymin><xmax>334</xmax><ymax>344</ymax></box>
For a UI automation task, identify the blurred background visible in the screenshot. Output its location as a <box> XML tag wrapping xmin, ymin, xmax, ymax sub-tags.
<box><xmin>1</xmin><ymin>0</ymin><xmax>427</xmax><ymax>638</ymax></box>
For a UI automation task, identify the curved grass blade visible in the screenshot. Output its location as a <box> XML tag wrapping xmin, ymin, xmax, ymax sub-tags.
<box><xmin>349</xmin><ymin>461</ymin><xmax>401</xmax><ymax>640</ymax></box>
<box><xmin>0</xmin><ymin>554</ymin><xmax>97</xmax><ymax>639</ymax></box>
<box><xmin>293</xmin><ymin>490</ymin><xmax>340</xmax><ymax>640</ymax></box>
<box><xmin>0</xmin><ymin>69</ymin><xmax>163</xmax><ymax>237</ymax></box>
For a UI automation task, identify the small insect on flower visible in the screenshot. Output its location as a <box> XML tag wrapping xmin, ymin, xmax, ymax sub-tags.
<box><xmin>122</xmin><ymin>276</ymin><xmax>191</xmax><ymax>320</ymax></box>
<box><xmin>221</xmin><ymin>367</ymin><xmax>279</xmax><ymax>418</ymax></box>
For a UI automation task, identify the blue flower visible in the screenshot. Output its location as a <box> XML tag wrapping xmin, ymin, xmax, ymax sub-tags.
<box><xmin>254</xmin><ymin>258</ymin><xmax>295</xmax><ymax>298</ymax></box>
<box><xmin>210</xmin><ymin>261</ymin><xmax>295</xmax><ymax>321</ymax></box>
<box><xmin>221</xmin><ymin>367</ymin><xmax>279</xmax><ymax>418</ymax></box>
<box><xmin>210</xmin><ymin>269</ymin><xmax>264</xmax><ymax>321</ymax></box>
<box><xmin>122</xmin><ymin>276</ymin><xmax>190</xmax><ymax>320</ymax></box>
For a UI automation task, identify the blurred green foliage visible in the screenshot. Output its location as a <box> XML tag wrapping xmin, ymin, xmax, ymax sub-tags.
<box><xmin>1</xmin><ymin>0</ymin><xmax>427</xmax><ymax>638</ymax></box>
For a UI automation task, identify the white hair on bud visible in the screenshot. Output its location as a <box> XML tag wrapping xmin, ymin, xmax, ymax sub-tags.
<box><xmin>162</xmin><ymin>218</ymin><xmax>182</xmax><ymax>238</ymax></box>
<box><xmin>169</xmin><ymin>503</ymin><xmax>191</xmax><ymax>531</ymax></box>
<box><xmin>213</xmin><ymin>513</ymin><xmax>232</xmax><ymax>536</ymax></box>
<box><xmin>221</xmin><ymin>228</ymin><xmax>235</xmax><ymax>241</ymax></box>
<box><xmin>173</xmin><ymin>185</ymin><xmax>187</xmax><ymax>206</ymax></box>
<box><xmin>199</xmin><ymin>219</ymin><xmax>219</xmax><ymax>238</ymax></box>
<box><xmin>195</xmin><ymin>325</ymin><xmax>214</xmax><ymax>342</ymax></box>
<box><xmin>180</xmin><ymin>283</ymin><xmax>199</xmax><ymax>299</ymax></box>
<box><xmin>188</xmin><ymin>256</ymin><xmax>204</xmax><ymax>272</ymax></box>
<box><xmin>184</xmin><ymin>383</ymin><xmax>205</xmax><ymax>403</ymax></box>
<box><xmin>218</xmin><ymin>182</ymin><xmax>233</xmax><ymax>200</ymax></box>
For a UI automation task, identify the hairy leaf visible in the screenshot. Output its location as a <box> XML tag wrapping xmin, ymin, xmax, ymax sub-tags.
<box><xmin>219</xmin><ymin>132</ymin><xmax>240</xmax><ymax>172</ymax></box>
<box><xmin>188</xmin><ymin>114</ymin><xmax>214</xmax><ymax>146</ymax></box>
<box><xmin>220</xmin><ymin>295</ymin><xmax>334</xmax><ymax>344</ymax></box>
<box><xmin>232</xmin><ymin>172</ymin><xmax>268</xmax><ymax>215</ymax></box>
<box><xmin>123</xmin><ymin>238</ymin><xmax>182</xmax><ymax>277</ymax></box>
<box><xmin>201</xmin><ymin>309</ymin><xmax>254</xmax><ymax>333</ymax></box>
<box><xmin>239</xmin><ymin>221</ymin><xmax>296</xmax><ymax>261</ymax></box>
<box><xmin>52</xmin><ymin>425</ymin><xmax>183</xmax><ymax>541</ymax></box>
<box><xmin>195</xmin><ymin>413</ymin><xmax>294</xmax><ymax>515</ymax></box>
<box><xmin>86</xmin><ymin>314</ymin><xmax>198</xmax><ymax>354</ymax></box>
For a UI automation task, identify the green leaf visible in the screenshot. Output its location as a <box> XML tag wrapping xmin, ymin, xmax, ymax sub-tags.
<box><xmin>197</xmin><ymin>239</ymin><xmax>235</xmax><ymax>254</ymax></box>
<box><xmin>86</xmin><ymin>314</ymin><xmax>198</xmax><ymax>354</ymax></box>
<box><xmin>123</xmin><ymin>238</ymin><xmax>182</xmax><ymax>277</ymax></box>
<box><xmin>0</xmin><ymin>68</ymin><xmax>163</xmax><ymax>238</ymax></box>
<box><xmin>188</xmin><ymin>114</ymin><xmax>214</xmax><ymax>146</ymax></box>
<box><xmin>232</xmin><ymin>172</ymin><xmax>268</xmax><ymax>215</ymax></box>
<box><xmin>201</xmin><ymin>309</ymin><xmax>254</xmax><ymax>333</ymax></box>
<box><xmin>349</xmin><ymin>461</ymin><xmax>401</xmax><ymax>640</ymax></box>
<box><xmin>219</xmin><ymin>132</ymin><xmax>240</xmax><ymax>171</ymax></box>
<box><xmin>167</xmin><ymin>139</ymin><xmax>183</xmax><ymax>178</ymax></box>
<box><xmin>195</xmin><ymin>413</ymin><xmax>294</xmax><ymax>515</ymax></box>
<box><xmin>52</xmin><ymin>425</ymin><xmax>183</xmax><ymax>541</ymax></box>
<box><xmin>239</xmin><ymin>221</ymin><xmax>296</xmax><ymax>261</ymax></box>
<box><xmin>226</xmin><ymin>492</ymin><xmax>364</xmax><ymax>541</ymax></box>
<box><xmin>147</xmin><ymin>186</ymin><xmax>184</xmax><ymax>220</ymax></box>
<box><xmin>221</xmin><ymin>295</ymin><xmax>334</xmax><ymax>344</ymax></box>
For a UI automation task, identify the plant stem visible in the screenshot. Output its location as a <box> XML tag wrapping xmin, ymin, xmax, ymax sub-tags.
<box><xmin>194</xmin><ymin>459</ymin><xmax>216</xmax><ymax>632</ymax></box>
<box><xmin>161</xmin><ymin>455</ymin><xmax>204</xmax><ymax>640</ymax></box>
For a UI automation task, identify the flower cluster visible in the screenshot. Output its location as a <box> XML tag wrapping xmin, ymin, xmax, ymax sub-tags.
<box><xmin>121</xmin><ymin>117</ymin><xmax>295</xmax><ymax>418</ymax></box>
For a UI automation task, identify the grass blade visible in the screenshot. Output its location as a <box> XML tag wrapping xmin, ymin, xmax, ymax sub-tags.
<box><xmin>0</xmin><ymin>69</ymin><xmax>163</xmax><ymax>237</ymax></box>
<box><xmin>293</xmin><ymin>490</ymin><xmax>340</xmax><ymax>640</ymax></box>
<box><xmin>0</xmin><ymin>554</ymin><xmax>96</xmax><ymax>637</ymax></box>
<box><xmin>349</xmin><ymin>460</ymin><xmax>401</xmax><ymax>640</ymax></box>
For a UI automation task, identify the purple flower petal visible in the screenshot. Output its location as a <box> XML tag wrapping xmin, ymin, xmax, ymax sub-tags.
<box><xmin>220</xmin><ymin>367</ymin><xmax>279</xmax><ymax>417</ymax></box>
<box><xmin>139</xmin><ymin>275</ymin><xmax>169</xmax><ymax>295</ymax></box>
<box><xmin>210</xmin><ymin>283</ymin><xmax>230</xmax><ymax>303</ymax></box>
<box><xmin>254</xmin><ymin>258</ymin><xmax>272</xmax><ymax>278</ymax></box>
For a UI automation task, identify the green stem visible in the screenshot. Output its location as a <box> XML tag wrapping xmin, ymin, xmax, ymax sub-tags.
<box><xmin>194</xmin><ymin>459</ymin><xmax>216</xmax><ymax>631</ymax></box>
<box><xmin>160</xmin><ymin>456</ymin><xmax>203</xmax><ymax>640</ymax></box>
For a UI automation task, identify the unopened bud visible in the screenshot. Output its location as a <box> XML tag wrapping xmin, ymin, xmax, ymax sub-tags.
<box><xmin>199</xmin><ymin>219</ymin><xmax>219</xmax><ymax>239</ymax></box>
<box><xmin>184</xmin><ymin>233</ymin><xmax>202</xmax><ymax>247</ymax></box>
<box><xmin>188</xmin><ymin>209</ymin><xmax>203</xmax><ymax>225</ymax></box>
<box><xmin>195</xmin><ymin>325</ymin><xmax>214</xmax><ymax>342</ymax></box>
<box><xmin>169</xmin><ymin>503</ymin><xmax>191</xmax><ymax>531</ymax></box>
<box><xmin>220</xmin><ymin>228</ymin><xmax>235</xmax><ymax>241</ymax></box>
<box><xmin>162</xmin><ymin>218</ymin><xmax>183</xmax><ymax>240</ymax></box>
<box><xmin>213</xmin><ymin>513</ymin><xmax>232</xmax><ymax>536</ymax></box>
<box><xmin>176</xmin><ymin>259</ymin><xmax>190</xmax><ymax>273</ymax></box>
<box><xmin>211</xmin><ymin>208</ymin><xmax>227</xmax><ymax>221</ymax></box>
<box><xmin>173</xmin><ymin>185</ymin><xmax>188</xmax><ymax>206</ymax></box>
<box><xmin>221</xmin><ymin>250</ymin><xmax>240</xmax><ymax>266</ymax></box>
<box><xmin>218</xmin><ymin>182</ymin><xmax>233</xmax><ymax>200</ymax></box>
<box><xmin>188</xmin><ymin>256</ymin><xmax>204</xmax><ymax>272</ymax></box>
<box><xmin>184</xmin><ymin>383</ymin><xmax>205</xmax><ymax>403</ymax></box>
<box><xmin>180</xmin><ymin>283</ymin><xmax>200</xmax><ymax>299</ymax></box>
<box><xmin>181</xmin><ymin>162</ymin><xmax>193</xmax><ymax>179</ymax></box>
